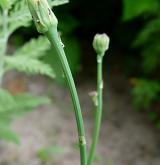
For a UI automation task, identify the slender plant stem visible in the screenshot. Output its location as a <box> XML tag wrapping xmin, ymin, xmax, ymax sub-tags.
<box><xmin>3</xmin><ymin>10</ymin><xmax>8</xmax><ymax>36</ymax></box>
<box><xmin>0</xmin><ymin>9</ymin><xmax>8</xmax><ymax>86</ymax></box>
<box><xmin>45</xmin><ymin>28</ymin><xmax>87</xmax><ymax>165</ymax></box>
<box><xmin>88</xmin><ymin>55</ymin><xmax>104</xmax><ymax>165</ymax></box>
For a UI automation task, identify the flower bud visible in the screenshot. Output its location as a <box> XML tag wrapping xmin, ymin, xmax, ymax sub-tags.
<box><xmin>93</xmin><ymin>33</ymin><xmax>110</xmax><ymax>55</ymax></box>
<box><xmin>26</xmin><ymin>0</ymin><xmax>58</xmax><ymax>33</ymax></box>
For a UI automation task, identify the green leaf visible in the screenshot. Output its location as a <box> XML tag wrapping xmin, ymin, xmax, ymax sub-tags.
<box><xmin>0</xmin><ymin>0</ymin><xmax>10</xmax><ymax>10</ymax></box>
<box><xmin>8</xmin><ymin>0</ymin><xmax>31</xmax><ymax>35</ymax></box>
<box><xmin>50</xmin><ymin>0</ymin><xmax>69</xmax><ymax>7</ymax></box>
<box><xmin>4</xmin><ymin>56</ymin><xmax>55</xmax><ymax>78</ymax></box>
<box><xmin>0</xmin><ymin>89</ymin><xmax>15</xmax><ymax>111</ymax></box>
<box><xmin>122</xmin><ymin>0</ymin><xmax>159</xmax><ymax>21</ymax></box>
<box><xmin>14</xmin><ymin>93</ymin><xmax>50</xmax><ymax>110</ymax></box>
<box><xmin>142</xmin><ymin>45</ymin><xmax>160</xmax><ymax>73</ymax></box>
<box><xmin>37</xmin><ymin>146</ymin><xmax>64</xmax><ymax>161</ymax></box>
<box><xmin>12</xmin><ymin>36</ymin><xmax>50</xmax><ymax>58</ymax></box>
<box><xmin>132</xmin><ymin>79</ymin><xmax>160</xmax><ymax>109</ymax></box>
<box><xmin>8</xmin><ymin>0</ymin><xmax>30</xmax><ymax>24</ymax></box>
<box><xmin>0</xmin><ymin>89</ymin><xmax>50</xmax><ymax>114</ymax></box>
<box><xmin>0</xmin><ymin>89</ymin><xmax>50</xmax><ymax>143</ymax></box>
<box><xmin>133</xmin><ymin>18</ymin><xmax>160</xmax><ymax>47</ymax></box>
<box><xmin>0</xmin><ymin>0</ymin><xmax>17</xmax><ymax>10</ymax></box>
<box><xmin>0</xmin><ymin>123</ymin><xmax>20</xmax><ymax>144</ymax></box>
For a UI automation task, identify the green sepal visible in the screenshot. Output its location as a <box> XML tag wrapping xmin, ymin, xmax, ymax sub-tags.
<box><xmin>26</xmin><ymin>0</ymin><xmax>58</xmax><ymax>33</ymax></box>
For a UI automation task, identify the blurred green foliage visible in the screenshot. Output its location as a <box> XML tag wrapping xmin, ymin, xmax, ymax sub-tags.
<box><xmin>37</xmin><ymin>146</ymin><xmax>64</xmax><ymax>163</ymax></box>
<box><xmin>1</xmin><ymin>0</ymin><xmax>159</xmax><ymax>141</ymax></box>
<box><xmin>44</xmin><ymin>36</ymin><xmax>81</xmax><ymax>85</ymax></box>
<box><xmin>0</xmin><ymin>0</ymin><xmax>68</xmax><ymax>143</ymax></box>
<box><xmin>123</xmin><ymin>0</ymin><xmax>159</xmax><ymax>21</ymax></box>
<box><xmin>132</xmin><ymin>79</ymin><xmax>160</xmax><ymax>109</ymax></box>
<box><xmin>43</xmin><ymin>12</ymin><xmax>81</xmax><ymax>85</ymax></box>
<box><xmin>0</xmin><ymin>89</ymin><xmax>50</xmax><ymax>143</ymax></box>
<box><xmin>123</xmin><ymin>0</ymin><xmax>160</xmax><ymax>110</ymax></box>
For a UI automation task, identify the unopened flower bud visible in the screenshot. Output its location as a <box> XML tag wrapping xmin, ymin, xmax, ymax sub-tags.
<box><xmin>26</xmin><ymin>0</ymin><xmax>58</xmax><ymax>33</ymax></box>
<box><xmin>93</xmin><ymin>33</ymin><xmax>110</xmax><ymax>55</ymax></box>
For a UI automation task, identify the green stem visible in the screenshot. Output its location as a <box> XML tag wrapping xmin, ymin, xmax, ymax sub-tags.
<box><xmin>88</xmin><ymin>55</ymin><xmax>103</xmax><ymax>165</ymax></box>
<box><xmin>45</xmin><ymin>28</ymin><xmax>87</xmax><ymax>165</ymax></box>
<box><xmin>0</xmin><ymin>9</ymin><xmax>8</xmax><ymax>86</ymax></box>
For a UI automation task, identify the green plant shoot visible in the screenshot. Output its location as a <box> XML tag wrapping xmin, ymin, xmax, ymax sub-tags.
<box><xmin>88</xmin><ymin>33</ymin><xmax>110</xmax><ymax>165</ymax></box>
<box><xmin>26</xmin><ymin>0</ymin><xmax>87</xmax><ymax>165</ymax></box>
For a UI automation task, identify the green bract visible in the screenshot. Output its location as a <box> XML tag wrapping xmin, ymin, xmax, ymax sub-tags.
<box><xmin>93</xmin><ymin>33</ymin><xmax>110</xmax><ymax>55</ymax></box>
<box><xmin>26</xmin><ymin>0</ymin><xmax>58</xmax><ymax>33</ymax></box>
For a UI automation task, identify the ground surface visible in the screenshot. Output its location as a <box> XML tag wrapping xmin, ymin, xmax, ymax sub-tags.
<box><xmin>0</xmin><ymin>72</ymin><xmax>160</xmax><ymax>165</ymax></box>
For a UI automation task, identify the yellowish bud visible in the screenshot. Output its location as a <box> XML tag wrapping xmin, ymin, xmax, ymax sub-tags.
<box><xmin>93</xmin><ymin>33</ymin><xmax>110</xmax><ymax>56</ymax></box>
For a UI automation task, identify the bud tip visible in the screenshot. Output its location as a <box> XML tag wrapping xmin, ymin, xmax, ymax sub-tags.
<box><xmin>93</xmin><ymin>33</ymin><xmax>110</xmax><ymax>55</ymax></box>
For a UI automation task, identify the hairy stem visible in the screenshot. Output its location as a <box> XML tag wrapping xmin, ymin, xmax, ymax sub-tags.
<box><xmin>88</xmin><ymin>55</ymin><xmax>104</xmax><ymax>165</ymax></box>
<box><xmin>0</xmin><ymin>9</ymin><xmax>8</xmax><ymax>86</ymax></box>
<box><xmin>45</xmin><ymin>28</ymin><xmax>87</xmax><ymax>165</ymax></box>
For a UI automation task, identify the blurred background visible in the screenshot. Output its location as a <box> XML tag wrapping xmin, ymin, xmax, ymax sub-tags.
<box><xmin>0</xmin><ymin>0</ymin><xmax>160</xmax><ymax>164</ymax></box>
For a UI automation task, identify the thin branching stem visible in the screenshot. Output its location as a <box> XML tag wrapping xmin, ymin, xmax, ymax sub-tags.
<box><xmin>0</xmin><ymin>9</ymin><xmax>8</xmax><ymax>86</ymax></box>
<box><xmin>46</xmin><ymin>28</ymin><xmax>87</xmax><ymax>165</ymax></box>
<box><xmin>88</xmin><ymin>55</ymin><xmax>104</xmax><ymax>165</ymax></box>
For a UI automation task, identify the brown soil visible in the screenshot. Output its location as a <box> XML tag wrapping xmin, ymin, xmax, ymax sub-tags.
<box><xmin>0</xmin><ymin>72</ymin><xmax>160</xmax><ymax>165</ymax></box>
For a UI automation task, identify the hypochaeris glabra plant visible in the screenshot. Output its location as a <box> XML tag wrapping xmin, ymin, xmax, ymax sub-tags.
<box><xmin>26</xmin><ymin>0</ymin><xmax>109</xmax><ymax>165</ymax></box>
<box><xmin>88</xmin><ymin>33</ymin><xmax>109</xmax><ymax>165</ymax></box>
